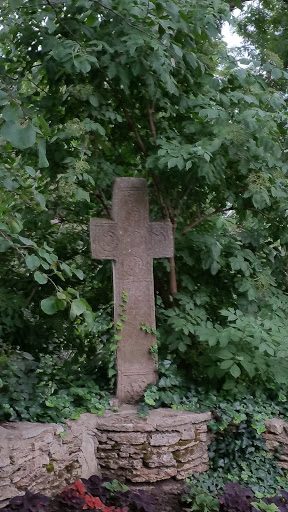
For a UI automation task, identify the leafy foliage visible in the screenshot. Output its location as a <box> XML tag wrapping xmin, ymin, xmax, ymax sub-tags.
<box><xmin>3</xmin><ymin>477</ymin><xmax>154</xmax><ymax>512</ymax></box>
<box><xmin>0</xmin><ymin>350</ymin><xmax>109</xmax><ymax>422</ymax></box>
<box><xmin>183</xmin><ymin>482</ymin><xmax>288</xmax><ymax>512</ymax></box>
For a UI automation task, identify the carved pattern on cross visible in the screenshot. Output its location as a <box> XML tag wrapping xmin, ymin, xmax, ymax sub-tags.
<box><xmin>90</xmin><ymin>178</ymin><xmax>173</xmax><ymax>403</ymax></box>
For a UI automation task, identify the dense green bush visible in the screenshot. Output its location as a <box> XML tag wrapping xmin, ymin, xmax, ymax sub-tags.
<box><xmin>0</xmin><ymin>350</ymin><xmax>109</xmax><ymax>422</ymax></box>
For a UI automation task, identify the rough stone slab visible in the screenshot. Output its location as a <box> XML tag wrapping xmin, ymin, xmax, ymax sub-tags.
<box><xmin>127</xmin><ymin>466</ymin><xmax>177</xmax><ymax>483</ymax></box>
<box><xmin>0</xmin><ymin>485</ymin><xmax>21</xmax><ymax>502</ymax></box>
<box><xmin>107</xmin><ymin>432</ymin><xmax>147</xmax><ymax>444</ymax></box>
<box><xmin>148</xmin><ymin>409</ymin><xmax>211</xmax><ymax>430</ymax></box>
<box><xmin>263</xmin><ymin>433</ymin><xmax>288</xmax><ymax>445</ymax></box>
<box><xmin>144</xmin><ymin>451</ymin><xmax>176</xmax><ymax>468</ymax></box>
<box><xmin>265</xmin><ymin>419</ymin><xmax>286</xmax><ymax>435</ymax></box>
<box><xmin>175</xmin><ymin>462</ymin><xmax>209</xmax><ymax>480</ymax></box>
<box><xmin>150</xmin><ymin>433</ymin><xmax>181</xmax><ymax>446</ymax></box>
<box><xmin>79</xmin><ymin>432</ymin><xmax>100</xmax><ymax>479</ymax></box>
<box><xmin>180</xmin><ymin>430</ymin><xmax>195</xmax><ymax>441</ymax></box>
<box><xmin>97</xmin><ymin>418</ymin><xmax>155</xmax><ymax>432</ymax></box>
<box><xmin>197</xmin><ymin>433</ymin><xmax>207</xmax><ymax>442</ymax></box>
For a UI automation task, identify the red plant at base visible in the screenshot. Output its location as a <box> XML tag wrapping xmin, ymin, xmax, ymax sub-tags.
<box><xmin>67</xmin><ymin>480</ymin><xmax>126</xmax><ymax>512</ymax></box>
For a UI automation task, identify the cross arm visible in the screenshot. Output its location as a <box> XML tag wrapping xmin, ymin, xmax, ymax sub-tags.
<box><xmin>149</xmin><ymin>221</ymin><xmax>173</xmax><ymax>259</ymax></box>
<box><xmin>90</xmin><ymin>218</ymin><xmax>119</xmax><ymax>259</ymax></box>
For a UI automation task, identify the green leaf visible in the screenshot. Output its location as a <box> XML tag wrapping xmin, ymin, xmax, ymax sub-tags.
<box><xmin>25</xmin><ymin>166</ymin><xmax>36</xmax><ymax>177</ymax></box>
<box><xmin>230</xmin><ymin>364</ymin><xmax>241</xmax><ymax>379</ymax></box>
<box><xmin>38</xmin><ymin>138</ymin><xmax>49</xmax><ymax>168</ymax></box>
<box><xmin>34</xmin><ymin>271</ymin><xmax>48</xmax><ymax>284</ymax></box>
<box><xmin>3</xmin><ymin>178</ymin><xmax>19</xmax><ymax>191</ymax></box>
<box><xmin>25</xmin><ymin>254</ymin><xmax>41</xmax><ymax>270</ymax></box>
<box><xmin>70</xmin><ymin>298</ymin><xmax>87</xmax><ymax>319</ymax></box>
<box><xmin>73</xmin><ymin>268</ymin><xmax>84</xmax><ymax>280</ymax></box>
<box><xmin>60</xmin><ymin>262</ymin><xmax>73</xmax><ymax>277</ymax></box>
<box><xmin>271</xmin><ymin>68</ymin><xmax>282</xmax><ymax>80</ymax></box>
<box><xmin>1</xmin><ymin>122</ymin><xmax>36</xmax><ymax>149</ymax></box>
<box><xmin>2</xmin><ymin>104</ymin><xmax>22</xmax><ymax>122</ymax></box>
<box><xmin>41</xmin><ymin>296</ymin><xmax>60</xmax><ymax>315</ymax></box>
<box><xmin>220</xmin><ymin>360</ymin><xmax>234</xmax><ymax>370</ymax></box>
<box><xmin>35</xmin><ymin>192</ymin><xmax>46</xmax><ymax>209</ymax></box>
<box><xmin>75</xmin><ymin>187</ymin><xmax>90</xmax><ymax>202</ymax></box>
<box><xmin>0</xmin><ymin>238</ymin><xmax>12</xmax><ymax>252</ymax></box>
<box><xmin>218</xmin><ymin>349</ymin><xmax>234</xmax><ymax>360</ymax></box>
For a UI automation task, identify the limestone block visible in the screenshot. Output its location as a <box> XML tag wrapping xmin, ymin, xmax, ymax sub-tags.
<box><xmin>150</xmin><ymin>433</ymin><xmax>181</xmax><ymax>446</ymax></box>
<box><xmin>180</xmin><ymin>430</ymin><xmax>195</xmax><ymax>441</ymax></box>
<box><xmin>264</xmin><ymin>433</ymin><xmax>288</xmax><ymax>445</ymax></box>
<box><xmin>0</xmin><ymin>478</ymin><xmax>11</xmax><ymax>487</ymax></box>
<box><xmin>173</xmin><ymin>446</ymin><xmax>200</xmax><ymax>463</ymax></box>
<box><xmin>265</xmin><ymin>419</ymin><xmax>286</xmax><ymax>435</ymax></box>
<box><xmin>15</xmin><ymin>423</ymin><xmax>55</xmax><ymax>440</ymax></box>
<box><xmin>176</xmin><ymin>462</ymin><xmax>209</xmax><ymax>480</ymax></box>
<box><xmin>98</xmin><ymin>443</ymin><xmax>116</xmax><ymax>450</ymax></box>
<box><xmin>79</xmin><ymin>432</ymin><xmax>100</xmax><ymax>479</ymax></box>
<box><xmin>107</xmin><ymin>432</ymin><xmax>147</xmax><ymax>444</ymax></box>
<box><xmin>197</xmin><ymin>433</ymin><xmax>207</xmax><ymax>442</ymax></box>
<box><xmin>10</xmin><ymin>451</ymin><xmax>41</xmax><ymax>466</ymax></box>
<box><xmin>265</xmin><ymin>439</ymin><xmax>279</xmax><ymax>451</ymax></box>
<box><xmin>127</xmin><ymin>466</ymin><xmax>177</xmax><ymax>482</ymax></box>
<box><xmin>0</xmin><ymin>465</ymin><xmax>14</xmax><ymax>478</ymax></box>
<box><xmin>144</xmin><ymin>451</ymin><xmax>176</xmax><ymax>468</ymax></box>
<box><xmin>196</xmin><ymin>424</ymin><xmax>208</xmax><ymax>433</ymax></box>
<box><xmin>173</xmin><ymin>440</ymin><xmax>199</xmax><ymax>451</ymax></box>
<box><xmin>148</xmin><ymin>409</ymin><xmax>211</xmax><ymax>431</ymax></box>
<box><xmin>96</xmin><ymin>433</ymin><xmax>108</xmax><ymax>443</ymax></box>
<box><xmin>114</xmin><ymin>458</ymin><xmax>143</xmax><ymax>470</ymax></box>
<box><xmin>97</xmin><ymin>451</ymin><xmax>118</xmax><ymax>460</ymax></box>
<box><xmin>0</xmin><ymin>485</ymin><xmax>21</xmax><ymax>502</ymax></box>
<box><xmin>97</xmin><ymin>417</ymin><xmax>154</xmax><ymax>433</ymax></box>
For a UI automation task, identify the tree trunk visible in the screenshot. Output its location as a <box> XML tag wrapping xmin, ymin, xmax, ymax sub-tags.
<box><xmin>169</xmin><ymin>220</ymin><xmax>177</xmax><ymax>296</ymax></box>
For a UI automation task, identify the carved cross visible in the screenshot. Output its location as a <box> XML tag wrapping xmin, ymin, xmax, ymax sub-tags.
<box><xmin>90</xmin><ymin>178</ymin><xmax>173</xmax><ymax>403</ymax></box>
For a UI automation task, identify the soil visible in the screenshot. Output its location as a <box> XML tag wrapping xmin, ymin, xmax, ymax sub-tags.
<box><xmin>128</xmin><ymin>479</ymin><xmax>189</xmax><ymax>512</ymax></box>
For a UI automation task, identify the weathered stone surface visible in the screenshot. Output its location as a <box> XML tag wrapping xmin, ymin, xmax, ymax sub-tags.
<box><xmin>265</xmin><ymin>419</ymin><xmax>286</xmax><ymax>435</ymax></box>
<box><xmin>128</xmin><ymin>466</ymin><xmax>178</xmax><ymax>482</ymax></box>
<box><xmin>1</xmin><ymin>408</ymin><xmax>212</xmax><ymax>504</ymax></box>
<box><xmin>90</xmin><ymin>178</ymin><xmax>173</xmax><ymax>403</ymax></box>
<box><xmin>144</xmin><ymin>452</ymin><xmax>176</xmax><ymax>468</ymax></box>
<box><xmin>79</xmin><ymin>432</ymin><xmax>100</xmax><ymax>479</ymax></box>
<box><xmin>148</xmin><ymin>410</ymin><xmax>211</xmax><ymax>430</ymax></box>
<box><xmin>263</xmin><ymin>433</ymin><xmax>288</xmax><ymax>445</ymax></box>
<box><xmin>107</xmin><ymin>432</ymin><xmax>147</xmax><ymax>444</ymax></box>
<box><xmin>263</xmin><ymin>418</ymin><xmax>288</xmax><ymax>472</ymax></box>
<box><xmin>180</xmin><ymin>430</ymin><xmax>196</xmax><ymax>441</ymax></box>
<box><xmin>175</xmin><ymin>462</ymin><xmax>209</xmax><ymax>480</ymax></box>
<box><xmin>150</xmin><ymin>433</ymin><xmax>181</xmax><ymax>446</ymax></box>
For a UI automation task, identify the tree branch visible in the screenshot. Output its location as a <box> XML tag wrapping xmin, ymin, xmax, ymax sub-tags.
<box><xmin>147</xmin><ymin>100</ymin><xmax>157</xmax><ymax>139</ymax></box>
<box><xmin>182</xmin><ymin>207</ymin><xmax>234</xmax><ymax>234</ymax></box>
<box><xmin>93</xmin><ymin>188</ymin><xmax>111</xmax><ymax>218</ymax></box>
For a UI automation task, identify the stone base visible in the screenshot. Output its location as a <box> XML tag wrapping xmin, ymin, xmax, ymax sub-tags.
<box><xmin>96</xmin><ymin>406</ymin><xmax>211</xmax><ymax>482</ymax></box>
<box><xmin>0</xmin><ymin>407</ymin><xmax>211</xmax><ymax>507</ymax></box>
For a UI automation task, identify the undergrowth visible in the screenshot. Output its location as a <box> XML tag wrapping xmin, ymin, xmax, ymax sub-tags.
<box><xmin>0</xmin><ymin>350</ymin><xmax>110</xmax><ymax>422</ymax></box>
<box><xmin>140</xmin><ymin>360</ymin><xmax>288</xmax><ymax>497</ymax></box>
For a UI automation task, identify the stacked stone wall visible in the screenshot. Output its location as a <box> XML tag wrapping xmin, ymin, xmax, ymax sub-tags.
<box><xmin>0</xmin><ymin>407</ymin><xmax>211</xmax><ymax>507</ymax></box>
<box><xmin>264</xmin><ymin>418</ymin><xmax>288</xmax><ymax>469</ymax></box>
<box><xmin>96</xmin><ymin>407</ymin><xmax>211</xmax><ymax>482</ymax></box>
<box><xmin>0</xmin><ymin>414</ymin><xmax>100</xmax><ymax>507</ymax></box>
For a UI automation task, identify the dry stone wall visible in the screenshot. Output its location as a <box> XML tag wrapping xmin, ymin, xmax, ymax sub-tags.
<box><xmin>264</xmin><ymin>418</ymin><xmax>288</xmax><ymax>469</ymax></box>
<box><xmin>0</xmin><ymin>407</ymin><xmax>211</xmax><ymax>507</ymax></box>
<box><xmin>96</xmin><ymin>407</ymin><xmax>211</xmax><ymax>482</ymax></box>
<box><xmin>0</xmin><ymin>414</ymin><xmax>100</xmax><ymax>508</ymax></box>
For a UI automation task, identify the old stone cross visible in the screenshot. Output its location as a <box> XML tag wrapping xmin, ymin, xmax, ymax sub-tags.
<box><xmin>90</xmin><ymin>178</ymin><xmax>173</xmax><ymax>403</ymax></box>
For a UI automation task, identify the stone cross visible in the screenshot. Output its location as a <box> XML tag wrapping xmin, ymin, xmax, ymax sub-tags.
<box><xmin>90</xmin><ymin>178</ymin><xmax>173</xmax><ymax>403</ymax></box>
